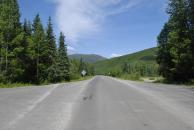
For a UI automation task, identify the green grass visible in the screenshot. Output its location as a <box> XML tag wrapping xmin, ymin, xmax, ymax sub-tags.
<box><xmin>154</xmin><ymin>78</ymin><xmax>194</xmax><ymax>87</ymax></box>
<box><xmin>119</xmin><ymin>73</ymin><xmax>142</xmax><ymax>81</ymax></box>
<box><xmin>0</xmin><ymin>83</ymin><xmax>32</xmax><ymax>88</ymax></box>
<box><xmin>0</xmin><ymin>76</ymin><xmax>94</xmax><ymax>88</ymax></box>
<box><xmin>70</xmin><ymin>76</ymin><xmax>93</xmax><ymax>82</ymax></box>
<box><xmin>94</xmin><ymin>47</ymin><xmax>158</xmax><ymax>74</ymax></box>
<box><xmin>117</xmin><ymin>76</ymin><xmax>194</xmax><ymax>88</ymax></box>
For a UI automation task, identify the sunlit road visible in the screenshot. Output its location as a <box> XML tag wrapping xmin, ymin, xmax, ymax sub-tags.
<box><xmin>0</xmin><ymin>76</ymin><xmax>194</xmax><ymax>130</ymax></box>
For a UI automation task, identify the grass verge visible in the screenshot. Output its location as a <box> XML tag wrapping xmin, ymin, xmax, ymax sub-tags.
<box><xmin>117</xmin><ymin>74</ymin><xmax>142</xmax><ymax>81</ymax></box>
<box><xmin>154</xmin><ymin>78</ymin><xmax>194</xmax><ymax>87</ymax></box>
<box><xmin>0</xmin><ymin>83</ymin><xmax>32</xmax><ymax>88</ymax></box>
<box><xmin>0</xmin><ymin>76</ymin><xmax>94</xmax><ymax>88</ymax></box>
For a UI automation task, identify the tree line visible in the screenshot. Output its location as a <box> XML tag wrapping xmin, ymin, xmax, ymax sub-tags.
<box><xmin>0</xmin><ymin>0</ymin><xmax>92</xmax><ymax>84</ymax></box>
<box><xmin>122</xmin><ymin>62</ymin><xmax>158</xmax><ymax>77</ymax></box>
<box><xmin>70</xmin><ymin>58</ymin><xmax>95</xmax><ymax>79</ymax></box>
<box><xmin>157</xmin><ymin>0</ymin><xmax>194</xmax><ymax>82</ymax></box>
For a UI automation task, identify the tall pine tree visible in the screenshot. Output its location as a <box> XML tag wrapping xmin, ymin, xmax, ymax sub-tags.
<box><xmin>0</xmin><ymin>0</ymin><xmax>79</xmax><ymax>83</ymax></box>
<box><xmin>58</xmin><ymin>32</ymin><xmax>70</xmax><ymax>81</ymax></box>
<box><xmin>32</xmin><ymin>14</ymin><xmax>46</xmax><ymax>83</ymax></box>
<box><xmin>0</xmin><ymin>0</ymin><xmax>22</xmax><ymax>82</ymax></box>
<box><xmin>46</xmin><ymin>17</ymin><xmax>56</xmax><ymax>65</ymax></box>
<box><xmin>20</xmin><ymin>19</ymin><xmax>33</xmax><ymax>82</ymax></box>
<box><xmin>45</xmin><ymin>17</ymin><xmax>58</xmax><ymax>82</ymax></box>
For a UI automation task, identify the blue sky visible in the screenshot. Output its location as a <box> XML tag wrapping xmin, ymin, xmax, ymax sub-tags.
<box><xmin>19</xmin><ymin>0</ymin><xmax>168</xmax><ymax>58</ymax></box>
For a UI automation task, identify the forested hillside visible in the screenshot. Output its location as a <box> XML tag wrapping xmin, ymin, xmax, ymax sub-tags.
<box><xmin>94</xmin><ymin>48</ymin><xmax>158</xmax><ymax>77</ymax></box>
<box><xmin>69</xmin><ymin>54</ymin><xmax>106</xmax><ymax>63</ymax></box>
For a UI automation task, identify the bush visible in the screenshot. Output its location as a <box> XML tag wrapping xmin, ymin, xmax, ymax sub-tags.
<box><xmin>149</xmin><ymin>77</ymin><xmax>156</xmax><ymax>80</ymax></box>
<box><xmin>120</xmin><ymin>73</ymin><xmax>141</xmax><ymax>81</ymax></box>
<box><xmin>0</xmin><ymin>73</ymin><xmax>6</xmax><ymax>83</ymax></box>
<box><xmin>70</xmin><ymin>73</ymin><xmax>81</xmax><ymax>80</ymax></box>
<box><xmin>46</xmin><ymin>65</ymin><xmax>61</xmax><ymax>83</ymax></box>
<box><xmin>109</xmin><ymin>69</ymin><xmax>122</xmax><ymax>77</ymax></box>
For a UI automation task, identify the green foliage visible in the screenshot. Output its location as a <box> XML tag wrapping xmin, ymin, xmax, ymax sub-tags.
<box><xmin>120</xmin><ymin>73</ymin><xmax>141</xmax><ymax>81</ymax></box>
<box><xmin>46</xmin><ymin>64</ymin><xmax>61</xmax><ymax>83</ymax></box>
<box><xmin>21</xmin><ymin>19</ymin><xmax>34</xmax><ymax>82</ymax></box>
<box><xmin>157</xmin><ymin>0</ymin><xmax>194</xmax><ymax>82</ymax></box>
<box><xmin>44</xmin><ymin>17</ymin><xmax>58</xmax><ymax>83</ymax></box>
<box><xmin>32</xmin><ymin>14</ymin><xmax>47</xmax><ymax>83</ymax></box>
<box><xmin>94</xmin><ymin>48</ymin><xmax>159</xmax><ymax>80</ymax></box>
<box><xmin>0</xmin><ymin>83</ymin><xmax>31</xmax><ymax>88</ymax></box>
<box><xmin>69</xmin><ymin>57</ymin><xmax>95</xmax><ymax>80</ymax></box>
<box><xmin>157</xmin><ymin>22</ymin><xmax>173</xmax><ymax>79</ymax></box>
<box><xmin>45</xmin><ymin>17</ymin><xmax>57</xmax><ymax>66</ymax></box>
<box><xmin>78</xmin><ymin>58</ymin><xmax>85</xmax><ymax>73</ymax></box>
<box><xmin>69</xmin><ymin>54</ymin><xmax>106</xmax><ymax>63</ymax></box>
<box><xmin>108</xmin><ymin>69</ymin><xmax>122</xmax><ymax>77</ymax></box>
<box><xmin>0</xmin><ymin>0</ymin><xmax>21</xmax><ymax>83</ymax></box>
<box><xmin>87</xmin><ymin>64</ymin><xmax>95</xmax><ymax>76</ymax></box>
<box><xmin>122</xmin><ymin>63</ymin><xmax>158</xmax><ymax>77</ymax></box>
<box><xmin>77</xmin><ymin>57</ymin><xmax>95</xmax><ymax>76</ymax></box>
<box><xmin>0</xmin><ymin>0</ymin><xmax>79</xmax><ymax>84</ymax></box>
<box><xmin>57</xmin><ymin>32</ymin><xmax>70</xmax><ymax>81</ymax></box>
<box><xmin>94</xmin><ymin>48</ymin><xmax>158</xmax><ymax>75</ymax></box>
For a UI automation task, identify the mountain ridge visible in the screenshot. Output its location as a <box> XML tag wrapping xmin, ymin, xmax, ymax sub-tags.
<box><xmin>94</xmin><ymin>47</ymin><xmax>158</xmax><ymax>74</ymax></box>
<box><xmin>69</xmin><ymin>54</ymin><xmax>107</xmax><ymax>63</ymax></box>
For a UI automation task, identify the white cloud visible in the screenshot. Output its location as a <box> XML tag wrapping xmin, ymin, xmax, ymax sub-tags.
<box><xmin>110</xmin><ymin>53</ymin><xmax>122</xmax><ymax>58</ymax></box>
<box><xmin>51</xmin><ymin>0</ymin><xmax>139</xmax><ymax>44</ymax></box>
<box><xmin>67</xmin><ymin>46</ymin><xmax>76</xmax><ymax>54</ymax></box>
<box><xmin>67</xmin><ymin>46</ymin><xmax>75</xmax><ymax>51</ymax></box>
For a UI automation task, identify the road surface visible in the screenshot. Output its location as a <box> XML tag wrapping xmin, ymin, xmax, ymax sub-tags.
<box><xmin>0</xmin><ymin>76</ymin><xmax>194</xmax><ymax>130</ymax></box>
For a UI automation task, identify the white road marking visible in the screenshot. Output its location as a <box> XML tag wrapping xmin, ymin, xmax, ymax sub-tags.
<box><xmin>7</xmin><ymin>84</ymin><xmax>59</xmax><ymax>129</ymax></box>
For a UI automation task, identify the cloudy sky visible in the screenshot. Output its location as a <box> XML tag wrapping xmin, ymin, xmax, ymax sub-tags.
<box><xmin>19</xmin><ymin>0</ymin><xmax>168</xmax><ymax>58</ymax></box>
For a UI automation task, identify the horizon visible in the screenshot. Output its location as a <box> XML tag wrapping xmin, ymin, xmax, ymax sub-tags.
<box><xmin>19</xmin><ymin>0</ymin><xmax>168</xmax><ymax>58</ymax></box>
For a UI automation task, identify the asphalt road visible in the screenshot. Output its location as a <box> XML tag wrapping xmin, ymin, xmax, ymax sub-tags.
<box><xmin>0</xmin><ymin>76</ymin><xmax>194</xmax><ymax>130</ymax></box>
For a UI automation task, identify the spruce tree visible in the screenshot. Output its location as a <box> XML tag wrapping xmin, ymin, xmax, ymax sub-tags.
<box><xmin>19</xmin><ymin>19</ymin><xmax>34</xmax><ymax>82</ymax></box>
<box><xmin>32</xmin><ymin>14</ymin><xmax>46</xmax><ymax>83</ymax></box>
<box><xmin>46</xmin><ymin>17</ymin><xmax>57</xmax><ymax>65</ymax></box>
<box><xmin>58</xmin><ymin>32</ymin><xmax>70</xmax><ymax>81</ymax></box>
<box><xmin>45</xmin><ymin>17</ymin><xmax>58</xmax><ymax>82</ymax></box>
<box><xmin>0</xmin><ymin>0</ymin><xmax>21</xmax><ymax>82</ymax></box>
<box><xmin>24</xmin><ymin>19</ymin><xmax>32</xmax><ymax>36</ymax></box>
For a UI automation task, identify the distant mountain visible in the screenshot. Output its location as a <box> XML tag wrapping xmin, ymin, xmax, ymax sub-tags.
<box><xmin>94</xmin><ymin>47</ymin><xmax>158</xmax><ymax>74</ymax></box>
<box><xmin>69</xmin><ymin>54</ymin><xmax>107</xmax><ymax>63</ymax></box>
